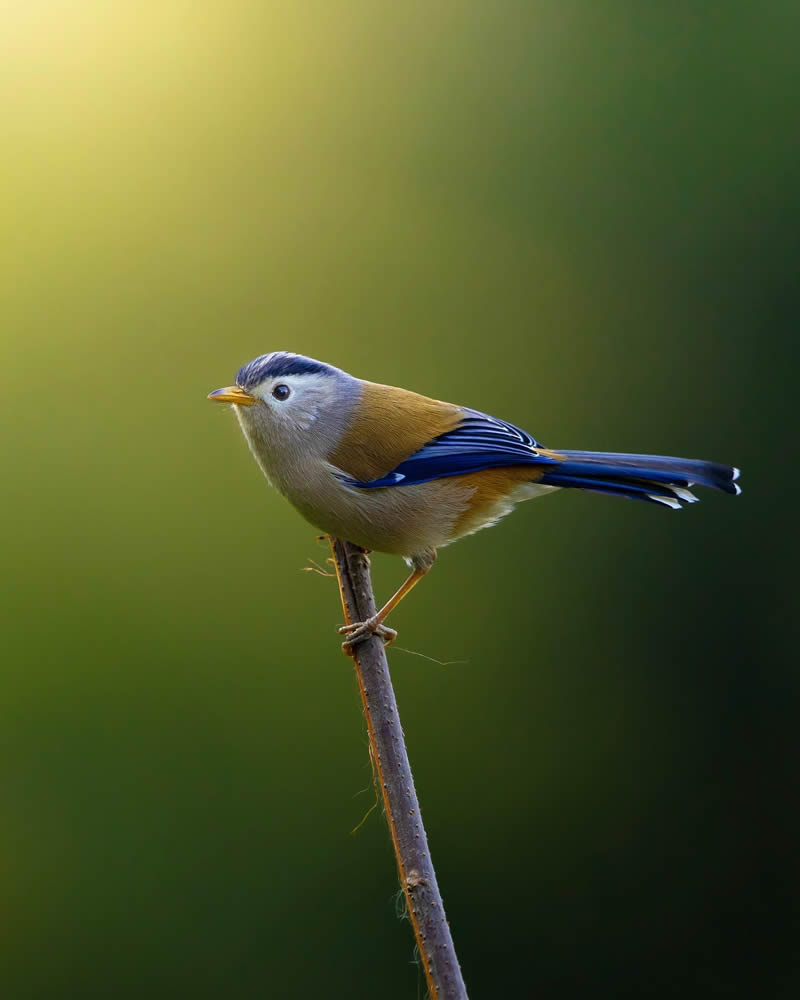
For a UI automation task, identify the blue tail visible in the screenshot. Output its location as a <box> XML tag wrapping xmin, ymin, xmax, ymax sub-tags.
<box><xmin>538</xmin><ymin>450</ymin><xmax>741</xmax><ymax>508</ymax></box>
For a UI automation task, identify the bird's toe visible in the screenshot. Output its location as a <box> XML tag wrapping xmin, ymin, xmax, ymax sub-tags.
<box><xmin>338</xmin><ymin>617</ymin><xmax>397</xmax><ymax>653</ymax></box>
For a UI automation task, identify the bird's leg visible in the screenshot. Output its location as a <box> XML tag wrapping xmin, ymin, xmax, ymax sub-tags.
<box><xmin>339</xmin><ymin>561</ymin><xmax>432</xmax><ymax>651</ymax></box>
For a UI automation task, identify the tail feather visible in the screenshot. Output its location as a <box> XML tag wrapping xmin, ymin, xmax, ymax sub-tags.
<box><xmin>538</xmin><ymin>450</ymin><xmax>740</xmax><ymax>508</ymax></box>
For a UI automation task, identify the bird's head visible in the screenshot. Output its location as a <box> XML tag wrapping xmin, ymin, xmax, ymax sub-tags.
<box><xmin>208</xmin><ymin>352</ymin><xmax>360</xmax><ymax>454</ymax></box>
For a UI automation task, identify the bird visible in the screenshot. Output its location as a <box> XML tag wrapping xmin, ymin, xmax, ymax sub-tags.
<box><xmin>209</xmin><ymin>352</ymin><xmax>740</xmax><ymax>650</ymax></box>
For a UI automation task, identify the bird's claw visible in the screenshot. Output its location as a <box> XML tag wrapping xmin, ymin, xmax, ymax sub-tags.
<box><xmin>338</xmin><ymin>616</ymin><xmax>397</xmax><ymax>653</ymax></box>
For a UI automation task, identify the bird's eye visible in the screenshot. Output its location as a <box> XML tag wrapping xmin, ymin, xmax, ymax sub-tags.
<box><xmin>272</xmin><ymin>384</ymin><xmax>291</xmax><ymax>401</ymax></box>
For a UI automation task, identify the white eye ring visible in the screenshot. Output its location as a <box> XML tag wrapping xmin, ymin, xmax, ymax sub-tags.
<box><xmin>272</xmin><ymin>383</ymin><xmax>291</xmax><ymax>401</ymax></box>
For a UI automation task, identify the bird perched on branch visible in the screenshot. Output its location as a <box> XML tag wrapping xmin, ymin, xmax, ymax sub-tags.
<box><xmin>209</xmin><ymin>352</ymin><xmax>740</xmax><ymax>650</ymax></box>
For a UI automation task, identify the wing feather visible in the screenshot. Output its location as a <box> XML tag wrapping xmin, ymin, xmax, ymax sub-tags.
<box><xmin>338</xmin><ymin>408</ymin><xmax>553</xmax><ymax>488</ymax></box>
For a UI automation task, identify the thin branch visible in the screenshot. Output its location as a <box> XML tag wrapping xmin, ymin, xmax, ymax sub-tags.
<box><xmin>328</xmin><ymin>538</ymin><xmax>469</xmax><ymax>1000</ymax></box>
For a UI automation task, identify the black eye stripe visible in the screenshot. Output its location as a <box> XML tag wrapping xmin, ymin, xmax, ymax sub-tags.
<box><xmin>272</xmin><ymin>383</ymin><xmax>291</xmax><ymax>401</ymax></box>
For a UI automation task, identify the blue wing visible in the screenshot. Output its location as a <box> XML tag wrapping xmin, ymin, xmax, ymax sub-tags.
<box><xmin>335</xmin><ymin>407</ymin><xmax>740</xmax><ymax>506</ymax></box>
<box><xmin>339</xmin><ymin>409</ymin><xmax>555</xmax><ymax>489</ymax></box>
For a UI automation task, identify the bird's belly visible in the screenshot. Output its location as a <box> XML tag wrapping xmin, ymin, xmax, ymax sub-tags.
<box><xmin>279</xmin><ymin>465</ymin><xmax>558</xmax><ymax>558</ymax></box>
<box><xmin>285</xmin><ymin>477</ymin><xmax>465</xmax><ymax>556</ymax></box>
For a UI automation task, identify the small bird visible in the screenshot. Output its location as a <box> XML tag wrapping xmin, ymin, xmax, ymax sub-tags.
<box><xmin>209</xmin><ymin>352</ymin><xmax>740</xmax><ymax>649</ymax></box>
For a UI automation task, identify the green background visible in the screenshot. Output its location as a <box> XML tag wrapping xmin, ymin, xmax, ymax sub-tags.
<box><xmin>1</xmin><ymin>3</ymin><xmax>795</xmax><ymax>997</ymax></box>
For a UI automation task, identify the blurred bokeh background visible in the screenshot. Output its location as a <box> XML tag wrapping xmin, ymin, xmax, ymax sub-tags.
<box><xmin>1</xmin><ymin>2</ymin><xmax>796</xmax><ymax>997</ymax></box>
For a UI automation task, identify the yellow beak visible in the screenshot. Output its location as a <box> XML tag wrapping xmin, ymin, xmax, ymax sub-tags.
<box><xmin>207</xmin><ymin>385</ymin><xmax>256</xmax><ymax>406</ymax></box>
